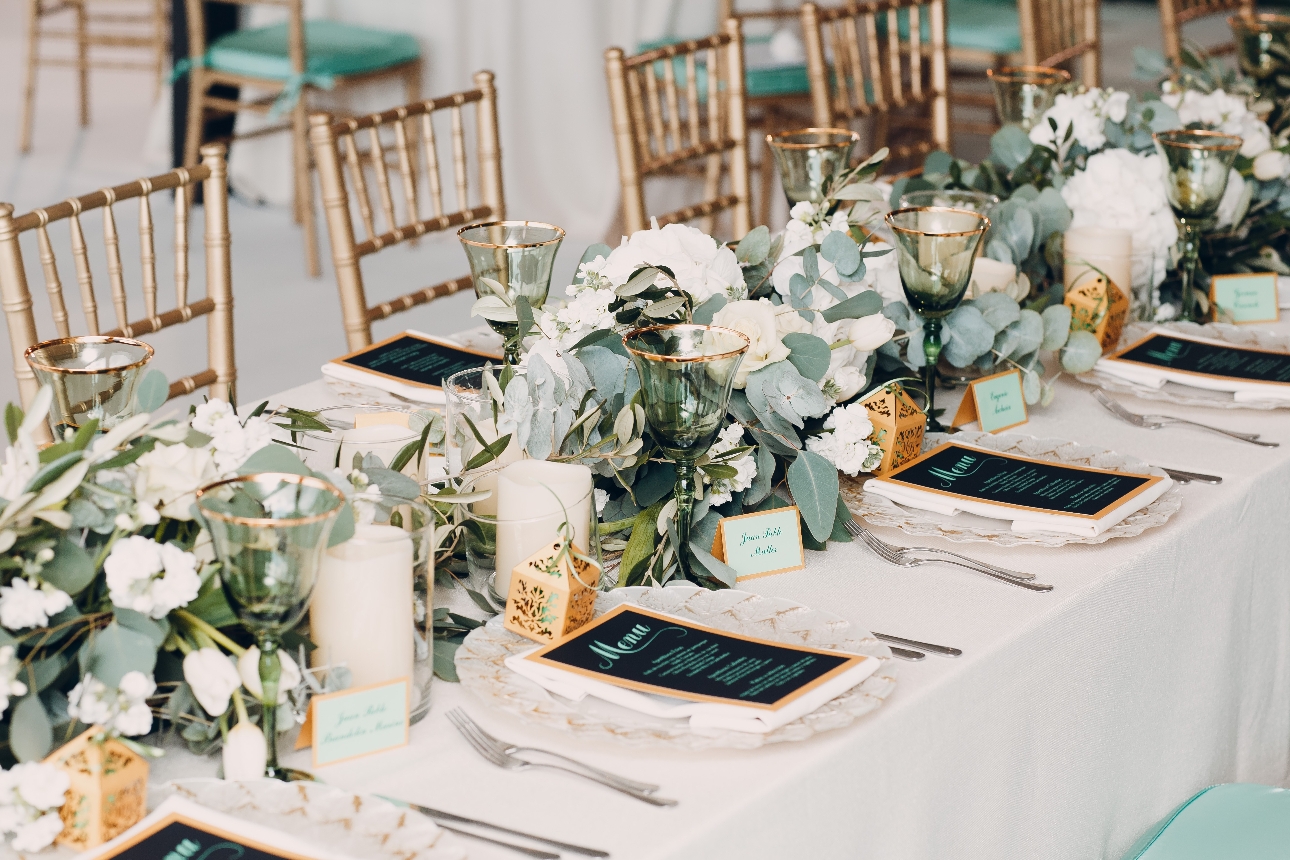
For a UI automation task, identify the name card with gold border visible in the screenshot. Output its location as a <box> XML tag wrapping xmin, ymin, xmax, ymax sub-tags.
<box><xmin>711</xmin><ymin>506</ymin><xmax>807</xmax><ymax>580</ymax></box>
<box><xmin>951</xmin><ymin>368</ymin><xmax>1028</xmax><ymax>433</ymax></box>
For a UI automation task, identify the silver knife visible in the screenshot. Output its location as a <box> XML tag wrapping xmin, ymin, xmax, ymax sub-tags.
<box><xmin>386</xmin><ymin>797</ymin><xmax>610</xmax><ymax>857</ymax></box>
<box><xmin>887</xmin><ymin>646</ymin><xmax>925</xmax><ymax>661</ymax></box>
<box><xmin>1160</xmin><ymin>467</ymin><xmax>1223</xmax><ymax>485</ymax></box>
<box><xmin>873</xmin><ymin>632</ymin><xmax>962</xmax><ymax>657</ymax></box>
<box><xmin>436</xmin><ymin>824</ymin><xmax>560</xmax><ymax>859</ymax></box>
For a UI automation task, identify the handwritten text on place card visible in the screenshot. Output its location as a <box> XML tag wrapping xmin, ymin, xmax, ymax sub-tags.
<box><xmin>952</xmin><ymin>368</ymin><xmax>1028</xmax><ymax>433</ymax></box>
<box><xmin>1211</xmin><ymin>273</ymin><xmax>1280</xmax><ymax>324</ymax></box>
<box><xmin>311</xmin><ymin>678</ymin><xmax>409</xmax><ymax>767</ymax></box>
<box><xmin>712</xmin><ymin>506</ymin><xmax>806</xmax><ymax>580</ymax></box>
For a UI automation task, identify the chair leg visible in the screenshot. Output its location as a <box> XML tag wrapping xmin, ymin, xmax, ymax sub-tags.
<box><xmin>152</xmin><ymin>0</ymin><xmax>167</xmax><ymax>101</ymax></box>
<box><xmin>75</xmin><ymin>0</ymin><xmax>89</xmax><ymax>127</ymax></box>
<box><xmin>292</xmin><ymin>99</ymin><xmax>321</xmax><ymax>278</ymax></box>
<box><xmin>184</xmin><ymin>71</ymin><xmax>205</xmax><ymax>168</ymax></box>
<box><xmin>19</xmin><ymin>0</ymin><xmax>40</xmax><ymax>153</ymax></box>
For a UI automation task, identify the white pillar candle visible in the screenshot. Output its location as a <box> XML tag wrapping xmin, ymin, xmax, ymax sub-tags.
<box><xmin>1064</xmin><ymin>226</ymin><xmax>1132</xmax><ymax>294</ymax></box>
<box><xmin>339</xmin><ymin>425</ymin><xmax>424</xmax><ymax>480</ymax></box>
<box><xmin>312</xmin><ymin>524</ymin><xmax>415</xmax><ymax>692</ymax></box>
<box><xmin>494</xmin><ymin>460</ymin><xmax>594</xmax><ymax>594</ymax></box>
<box><xmin>968</xmin><ymin>257</ymin><xmax>1018</xmax><ymax>299</ymax></box>
<box><xmin>448</xmin><ymin>417</ymin><xmax>523</xmax><ymax>515</ymax></box>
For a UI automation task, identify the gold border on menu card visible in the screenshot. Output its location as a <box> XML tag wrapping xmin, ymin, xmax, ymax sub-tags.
<box><xmin>712</xmin><ymin>505</ymin><xmax>807</xmax><ymax>580</ymax></box>
<box><xmin>524</xmin><ymin>604</ymin><xmax>870</xmax><ymax>711</ymax></box>
<box><xmin>311</xmin><ymin>677</ymin><xmax>411</xmax><ymax>769</ymax></box>
<box><xmin>1105</xmin><ymin>331</ymin><xmax>1290</xmax><ymax>385</ymax></box>
<box><xmin>873</xmin><ymin>441</ymin><xmax>1165</xmax><ymax>521</ymax></box>
<box><xmin>333</xmin><ymin>331</ymin><xmax>503</xmax><ymax>391</ymax></box>
<box><xmin>91</xmin><ymin>810</ymin><xmax>319</xmax><ymax>860</ymax></box>
<box><xmin>1208</xmin><ymin>272</ymin><xmax>1280</xmax><ymax>324</ymax></box>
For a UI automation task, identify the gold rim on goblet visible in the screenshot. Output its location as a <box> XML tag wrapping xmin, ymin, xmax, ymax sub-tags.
<box><xmin>1151</xmin><ymin>129</ymin><xmax>1243</xmax><ymax>150</ymax></box>
<box><xmin>23</xmin><ymin>336</ymin><xmax>155</xmax><ymax>374</ymax></box>
<box><xmin>621</xmin><ymin>324</ymin><xmax>752</xmax><ymax>362</ymax></box>
<box><xmin>456</xmin><ymin>220</ymin><xmax>566</xmax><ymax>248</ymax></box>
<box><xmin>194</xmin><ymin>472</ymin><xmax>347</xmax><ymax>526</ymax></box>
<box><xmin>764</xmin><ymin>127</ymin><xmax>862</xmax><ymax>149</ymax></box>
<box><xmin>885</xmin><ymin>206</ymin><xmax>993</xmax><ymax>237</ymax></box>
<box><xmin>1228</xmin><ymin>12</ymin><xmax>1290</xmax><ymax>32</ymax></box>
<box><xmin>985</xmin><ymin>65</ymin><xmax>1071</xmax><ymax>87</ymax></box>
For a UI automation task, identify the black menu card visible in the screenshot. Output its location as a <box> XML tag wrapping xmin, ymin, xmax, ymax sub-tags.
<box><xmin>95</xmin><ymin>812</ymin><xmax>317</xmax><ymax>860</ymax></box>
<box><xmin>1108</xmin><ymin>332</ymin><xmax>1290</xmax><ymax>386</ymax></box>
<box><xmin>334</xmin><ymin>332</ymin><xmax>498</xmax><ymax>391</ymax></box>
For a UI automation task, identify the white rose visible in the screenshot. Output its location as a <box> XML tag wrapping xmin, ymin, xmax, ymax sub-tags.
<box><xmin>774</xmin><ymin>307</ymin><xmax>813</xmax><ymax>336</ymax></box>
<box><xmin>711</xmin><ymin>299</ymin><xmax>790</xmax><ymax>388</ymax></box>
<box><xmin>1214</xmin><ymin>169</ymin><xmax>1248</xmax><ymax>228</ymax></box>
<box><xmin>847</xmin><ymin>314</ymin><xmax>896</xmax><ymax>350</ymax></box>
<box><xmin>1253</xmin><ymin>149</ymin><xmax>1289</xmax><ymax>181</ymax></box>
<box><xmin>600</xmin><ymin>223</ymin><xmax>746</xmax><ymax>302</ymax></box>
<box><xmin>778</xmin><ymin>219</ymin><xmax>816</xmax><ymax>259</ymax></box>
<box><xmin>183</xmin><ymin>648</ymin><xmax>242</xmax><ymax>716</ymax></box>
<box><xmin>1241</xmin><ymin>129</ymin><xmax>1272</xmax><ymax>157</ymax></box>
<box><xmin>238</xmin><ymin>647</ymin><xmax>302</xmax><ymax>706</ymax></box>
<box><xmin>134</xmin><ymin>441</ymin><xmax>218</xmax><ymax>520</ymax></box>
<box><xmin>223</xmin><ymin>721</ymin><xmax>268</xmax><ymax>780</ymax></box>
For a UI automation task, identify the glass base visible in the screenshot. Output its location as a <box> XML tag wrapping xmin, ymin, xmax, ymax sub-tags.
<box><xmin>265</xmin><ymin>766</ymin><xmax>314</xmax><ymax>782</ymax></box>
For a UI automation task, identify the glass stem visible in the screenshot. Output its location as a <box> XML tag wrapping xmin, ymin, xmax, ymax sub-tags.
<box><xmin>257</xmin><ymin>636</ymin><xmax>283</xmax><ymax>779</ymax></box>
<box><xmin>922</xmin><ymin>318</ymin><xmax>944</xmax><ymax>432</ymax></box>
<box><xmin>503</xmin><ymin>338</ymin><xmax>523</xmax><ymax>367</ymax></box>
<box><xmin>1178</xmin><ymin>220</ymin><xmax>1203</xmax><ymax>323</ymax></box>
<box><xmin>674</xmin><ymin>460</ymin><xmax>697</xmax><ymax>582</ymax></box>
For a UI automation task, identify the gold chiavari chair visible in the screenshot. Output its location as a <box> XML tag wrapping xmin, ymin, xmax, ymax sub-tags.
<box><xmin>0</xmin><ymin>144</ymin><xmax>236</xmax><ymax>413</ymax></box>
<box><xmin>1019</xmin><ymin>0</ymin><xmax>1101</xmax><ymax>85</ymax></box>
<box><xmin>801</xmin><ymin>0</ymin><xmax>950</xmax><ymax>167</ymax></box>
<box><xmin>604</xmin><ymin>19</ymin><xmax>752</xmax><ymax>240</ymax></box>
<box><xmin>1159</xmin><ymin>0</ymin><xmax>1254</xmax><ymax>63</ymax></box>
<box><xmin>309</xmin><ymin>72</ymin><xmax>505</xmax><ymax>353</ymax></box>
<box><xmin>20</xmin><ymin>0</ymin><xmax>170</xmax><ymax>153</ymax></box>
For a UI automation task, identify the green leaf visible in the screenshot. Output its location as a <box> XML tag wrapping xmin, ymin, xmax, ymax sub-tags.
<box><xmin>70</xmin><ymin>419</ymin><xmax>100</xmax><ymax>451</ymax></box>
<box><xmin>942</xmin><ymin>305</ymin><xmax>996</xmax><ymax>367</ymax></box>
<box><xmin>81</xmin><ymin>621</ymin><xmax>157</xmax><ymax>688</ymax></box>
<box><xmin>617</xmin><ymin>267</ymin><xmax>661</xmax><ymax>297</ymax></box>
<box><xmin>973</xmin><ymin>292</ymin><xmax>1021</xmax><ymax>332</ymax></box>
<box><xmin>821</xmin><ymin>291</ymin><xmax>882</xmax><ymax>323</ymax></box>
<box><xmin>40</xmin><ymin>535</ymin><xmax>95</xmax><ymax>595</ymax></box>
<box><xmin>433</xmin><ymin>639</ymin><xmax>460</xmax><ymax>682</ymax></box>
<box><xmin>9</xmin><ymin>695</ymin><xmax>52</xmax><ymax>762</ymax></box>
<box><xmin>90</xmin><ymin>437</ymin><xmax>157</xmax><ymax>472</ymax></box>
<box><xmin>642</xmin><ymin>295</ymin><xmax>688</xmax><ymax>319</ymax></box>
<box><xmin>820</xmin><ymin>231</ymin><xmax>862</xmax><ymax>278</ymax></box>
<box><xmin>570</xmin><ymin>328</ymin><xmax>621</xmax><ymax>351</ymax></box>
<box><xmin>990</xmin><ymin>124</ymin><xmax>1035</xmax><ymax>170</ymax></box>
<box><xmin>514</xmin><ymin>295</ymin><xmax>535</xmax><ymax>343</ymax></box>
<box><xmin>114</xmin><ymin>607</ymin><xmax>167</xmax><ymax>649</ymax></box>
<box><xmin>688</xmin><ymin>541</ymin><xmax>737</xmax><ymax>588</ymax></box>
<box><xmin>1060</xmin><ymin>330</ymin><xmax>1104</xmax><ymax>374</ymax></box>
<box><xmin>692</xmin><ymin>295</ymin><xmax>727</xmax><ymax>325</ymax></box>
<box><xmin>25</xmin><ymin>451</ymin><xmax>85</xmax><ymax>495</ymax></box>
<box><xmin>735</xmin><ymin>225</ymin><xmax>770</xmax><ymax>265</ymax></box>
<box><xmin>185</xmin><ymin>577</ymin><xmax>238</xmax><ymax>628</ymax></box>
<box><xmin>4</xmin><ymin>404</ymin><xmax>22</xmax><ymax>445</ymax></box>
<box><xmin>787</xmin><ymin>450</ymin><xmax>841</xmax><ymax>543</ymax></box>
<box><xmin>923</xmin><ymin>150</ymin><xmax>954</xmax><ymax>175</ymax></box>
<box><xmin>471</xmin><ymin>295</ymin><xmax>518</xmax><ymax>322</ymax></box>
<box><xmin>1041</xmin><ymin>304</ymin><xmax>1073</xmax><ymax>350</ymax></box>
<box><xmin>465</xmin><ymin>433</ymin><xmax>513</xmax><ymax>471</ymax></box>
<box><xmin>1007</xmin><ymin>309</ymin><xmax>1045</xmax><ymax>358</ymax></box>
<box><xmin>699</xmin><ymin>463</ymin><xmax>738</xmax><ymax>480</ymax></box>
<box><xmin>830</xmin><ymin>494</ymin><xmax>854</xmax><ymax>542</ymax></box>
<box><xmin>620</xmin><ymin>501</ymin><xmax>665</xmax><ymax>587</ymax></box>
<box><xmin>745</xmin><ymin>442</ymin><xmax>775</xmax><ymax>505</ymax></box>
<box><xmin>237</xmin><ymin>443</ymin><xmax>310</xmax><ymax>476</ymax></box>
<box><xmin>134</xmin><ymin>369</ymin><xmax>169</xmax><ymax>413</ymax></box>
<box><xmin>782</xmin><ymin>333</ymin><xmax>832</xmax><ymax>382</ymax></box>
<box><xmin>26</xmin><ymin>655</ymin><xmax>65</xmax><ymax>693</ymax></box>
<box><xmin>802</xmin><ymin>246</ymin><xmax>820</xmax><ymax>283</ymax></box>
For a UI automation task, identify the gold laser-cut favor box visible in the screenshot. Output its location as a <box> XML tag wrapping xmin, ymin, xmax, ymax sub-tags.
<box><xmin>861</xmin><ymin>382</ymin><xmax>925</xmax><ymax>475</ymax></box>
<box><xmin>504</xmin><ymin>540</ymin><xmax>601</xmax><ymax>644</ymax></box>
<box><xmin>1064</xmin><ymin>274</ymin><xmax>1129</xmax><ymax>350</ymax></box>
<box><xmin>46</xmin><ymin>727</ymin><xmax>148</xmax><ymax>851</ymax></box>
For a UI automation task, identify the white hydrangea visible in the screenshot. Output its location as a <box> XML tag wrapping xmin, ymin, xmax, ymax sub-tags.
<box><xmin>779</xmin><ymin>201</ymin><xmax>853</xmax><ymax>259</ymax></box>
<box><xmin>1161</xmin><ymin>88</ymin><xmax>1272</xmax><ymax>155</ymax></box>
<box><xmin>0</xmin><ymin>578</ymin><xmax>72</xmax><ymax>631</ymax></box>
<box><xmin>0</xmin><ymin>762</ymin><xmax>70</xmax><ymax>853</ymax></box>
<box><xmin>192</xmin><ymin>400</ymin><xmax>275</xmax><ymax>474</ymax></box>
<box><xmin>103</xmin><ymin>535</ymin><xmax>200</xmax><ymax>619</ymax></box>
<box><xmin>1061</xmin><ymin>149</ymin><xmax>1179</xmax><ymax>289</ymax></box>
<box><xmin>0</xmin><ymin>647</ymin><xmax>27</xmax><ymax>718</ymax></box>
<box><xmin>599</xmin><ymin>222</ymin><xmax>746</xmax><ymax>303</ymax></box>
<box><xmin>536</xmin><ymin>283</ymin><xmax>618</xmax><ymax>349</ymax></box>
<box><xmin>0</xmin><ymin>445</ymin><xmax>37</xmax><ymax>503</ymax></box>
<box><xmin>704</xmin><ymin>424</ymin><xmax>757</xmax><ymax>505</ymax></box>
<box><xmin>66</xmin><ymin>671</ymin><xmax>156</xmax><ymax>736</ymax></box>
<box><xmin>133</xmin><ymin>440</ymin><xmax>219</xmax><ymax>521</ymax></box>
<box><xmin>1030</xmin><ymin>88</ymin><xmax>1130</xmax><ymax>154</ymax></box>
<box><xmin>805</xmin><ymin>402</ymin><xmax>884</xmax><ymax>476</ymax></box>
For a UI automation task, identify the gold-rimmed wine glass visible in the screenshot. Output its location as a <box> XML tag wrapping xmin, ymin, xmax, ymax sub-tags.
<box><xmin>766</xmin><ymin>128</ymin><xmax>862</xmax><ymax>206</ymax></box>
<box><xmin>459</xmin><ymin>221</ymin><xmax>565</xmax><ymax>365</ymax></box>
<box><xmin>987</xmin><ymin>66</ymin><xmax>1071</xmax><ymax>131</ymax></box>
<box><xmin>23</xmin><ymin>336</ymin><xmax>154</xmax><ymax>437</ymax></box>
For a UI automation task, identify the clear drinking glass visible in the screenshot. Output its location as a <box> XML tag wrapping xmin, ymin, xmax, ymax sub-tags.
<box><xmin>458</xmin><ymin>221</ymin><xmax>565</xmax><ymax>366</ymax></box>
<box><xmin>300</xmin><ymin>404</ymin><xmax>443</xmax><ymax>481</ymax></box>
<box><xmin>1230</xmin><ymin>13</ymin><xmax>1290</xmax><ymax>100</ymax></box>
<box><xmin>885</xmin><ymin>207</ymin><xmax>990</xmax><ymax>432</ymax></box>
<box><xmin>195</xmin><ymin>473</ymin><xmax>346</xmax><ymax>781</ymax></box>
<box><xmin>766</xmin><ymin>128</ymin><xmax>861</xmax><ymax>205</ymax></box>
<box><xmin>898</xmin><ymin>188</ymin><xmax>1000</xmax><ymax>215</ymax></box>
<box><xmin>987</xmin><ymin>66</ymin><xmax>1071</xmax><ymax>131</ymax></box>
<box><xmin>24</xmin><ymin>336</ymin><xmax>154</xmax><ymax>437</ymax></box>
<box><xmin>623</xmin><ymin>325</ymin><xmax>749</xmax><ymax>583</ymax></box>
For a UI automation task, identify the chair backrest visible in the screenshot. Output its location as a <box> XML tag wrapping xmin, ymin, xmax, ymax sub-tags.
<box><xmin>1018</xmin><ymin>0</ymin><xmax>1101</xmax><ymax>85</ymax></box>
<box><xmin>801</xmin><ymin>0</ymin><xmax>950</xmax><ymax>160</ymax></box>
<box><xmin>604</xmin><ymin>18</ymin><xmax>752</xmax><ymax>239</ymax></box>
<box><xmin>1157</xmin><ymin>0</ymin><xmax>1254</xmax><ymax>63</ymax></box>
<box><xmin>309</xmin><ymin>71</ymin><xmax>505</xmax><ymax>352</ymax></box>
<box><xmin>0</xmin><ymin>143</ymin><xmax>235</xmax><ymax>411</ymax></box>
<box><xmin>183</xmin><ymin>0</ymin><xmax>302</xmax><ymax>73</ymax></box>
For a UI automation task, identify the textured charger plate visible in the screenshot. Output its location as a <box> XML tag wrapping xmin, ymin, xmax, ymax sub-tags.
<box><xmin>456</xmin><ymin>585</ymin><xmax>897</xmax><ymax>750</ymax></box>
<box><xmin>841</xmin><ymin>430</ymin><xmax>1182</xmax><ymax>548</ymax></box>
<box><xmin>162</xmin><ymin>779</ymin><xmax>466</xmax><ymax>860</ymax></box>
<box><xmin>1075</xmin><ymin>321</ymin><xmax>1290</xmax><ymax>410</ymax></box>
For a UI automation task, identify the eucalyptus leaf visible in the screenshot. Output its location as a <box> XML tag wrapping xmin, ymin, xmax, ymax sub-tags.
<box><xmin>576</xmin><ymin>243</ymin><xmax>613</xmax><ymax>280</ymax></box>
<box><xmin>1022</xmin><ymin>367</ymin><xmax>1042</xmax><ymax>404</ymax></box>
<box><xmin>237</xmin><ymin>443</ymin><xmax>310</xmax><ymax>476</ymax></box>
<box><xmin>787</xmin><ymin>450</ymin><xmax>840</xmax><ymax>543</ymax></box>
<box><xmin>941</xmin><ymin>306</ymin><xmax>996</xmax><ymax>367</ymax></box>
<box><xmin>433</xmin><ymin>640</ymin><xmax>460</xmax><ymax>682</ymax></box>
<box><xmin>745</xmin><ymin>442</ymin><xmax>775</xmax><ymax>505</ymax></box>
<box><xmin>134</xmin><ymin>370</ymin><xmax>169</xmax><ymax>413</ymax></box>
<box><xmin>1007</xmin><ymin>309</ymin><xmax>1045</xmax><ymax>358</ymax></box>
<box><xmin>693</xmin><ymin>294</ymin><xmax>727</xmax><ymax>325</ymax></box>
<box><xmin>81</xmin><ymin>622</ymin><xmax>157</xmax><ymax>688</ymax></box>
<box><xmin>735</xmin><ymin>225</ymin><xmax>770</xmax><ymax>265</ymax></box>
<box><xmin>990</xmin><ymin>125</ymin><xmax>1035</xmax><ymax>170</ymax></box>
<box><xmin>802</xmin><ymin>246</ymin><xmax>820</xmax><ymax>283</ymax></box>
<box><xmin>1060</xmin><ymin>330</ymin><xmax>1104</xmax><ymax>374</ymax></box>
<box><xmin>820</xmin><ymin>231</ymin><xmax>861</xmax><ymax>277</ymax></box>
<box><xmin>1040</xmin><ymin>304</ymin><xmax>1074</xmax><ymax>350</ymax></box>
<box><xmin>821</xmin><ymin>291</ymin><xmax>882</xmax><ymax>323</ymax></box>
<box><xmin>973</xmin><ymin>292</ymin><xmax>1021</xmax><ymax>332</ymax></box>
<box><xmin>781</xmin><ymin>333</ymin><xmax>832</xmax><ymax>382</ymax></box>
<box><xmin>40</xmin><ymin>535</ymin><xmax>94</xmax><ymax>595</ymax></box>
<box><xmin>10</xmin><ymin>695</ymin><xmax>52</xmax><ymax>762</ymax></box>
<box><xmin>113</xmin><ymin>608</ymin><xmax>167</xmax><ymax>649</ymax></box>
<box><xmin>688</xmin><ymin>541</ymin><xmax>737</xmax><ymax>588</ymax></box>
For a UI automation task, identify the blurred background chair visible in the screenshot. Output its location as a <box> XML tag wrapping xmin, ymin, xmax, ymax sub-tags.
<box><xmin>1121</xmin><ymin>784</ymin><xmax>1290</xmax><ymax>859</ymax></box>
<box><xmin>1158</xmin><ymin>0</ymin><xmax>1254</xmax><ymax>63</ymax></box>
<box><xmin>1020</xmin><ymin>0</ymin><xmax>1102</xmax><ymax>85</ymax></box>
<box><xmin>309</xmin><ymin>72</ymin><xmax>504</xmax><ymax>352</ymax></box>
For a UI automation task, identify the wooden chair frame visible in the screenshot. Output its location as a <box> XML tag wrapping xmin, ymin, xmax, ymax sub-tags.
<box><xmin>802</xmin><ymin>0</ymin><xmax>951</xmax><ymax>164</ymax></box>
<box><xmin>1019</xmin><ymin>0</ymin><xmax>1101</xmax><ymax>85</ymax></box>
<box><xmin>604</xmin><ymin>18</ymin><xmax>752</xmax><ymax>239</ymax></box>
<box><xmin>1158</xmin><ymin>0</ymin><xmax>1254</xmax><ymax>63</ymax></box>
<box><xmin>20</xmin><ymin>0</ymin><xmax>170</xmax><ymax>153</ymax></box>
<box><xmin>183</xmin><ymin>0</ymin><xmax>423</xmax><ymax>278</ymax></box>
<box><xmin>309</xmin><ymin>72</ymin><xmax>505</xmax><ymax>352</ymax></box>
<box><xmin>0</xmin><ymin>144</ymin><xmax>235</xmax><ymax>414</ymax></box>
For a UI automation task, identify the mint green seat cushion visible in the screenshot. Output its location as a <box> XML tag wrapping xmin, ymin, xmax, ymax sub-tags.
<box><xmin>207</xmin><ymin>20</ymin><xmax>420</xmax><ymax>83</ymax></box>
<box><xmin>1122</xmin><ymin>784</ymin><xmax>1290</xmax><ymax>860</ymax></box>
<box><xmin>636</xmin><ymin>36</ymin><xmax>809</xmax><ymax>99</ymax></box>
<box><xmin>945</xmin><ymin>0</ymin><xmax>1022</xmax><ymax>55</ymax></box>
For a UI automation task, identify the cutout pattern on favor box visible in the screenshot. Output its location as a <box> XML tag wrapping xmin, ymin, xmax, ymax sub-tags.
<box><xmin>862</xmin><ymin>382</ymin><xmax>925</xmax><ymax>475</ymax></box>
<box><xmin>49</xmin><ymin>729</ymin><xmax>149</xmax><ymax>850</ymax></box>
<box><xmin>1065</xmin><ymin>274</ymin><xmax>1129</xmax><ymax>350</ymax></box>
<box><xmin>504</xmin><ymin>540</ymin><xmax>600</xmax><ymax>644</ymax></box>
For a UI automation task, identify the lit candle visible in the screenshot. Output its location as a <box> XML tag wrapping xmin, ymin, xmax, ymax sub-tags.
<box><xmin>494</xmin><ymin>460</ymin><xmax>594</xmax><ymax>594</ymax></box>
<box><xmin>967</xmin><ymin>257</ymin><xmax>1018</xmax><ymax>299</ymax></box>
<box><xmin>1064</xmin><ymin>226</ymin><xmax>1132</xmax><ymax>294</ymax></box>
<box><xmin>312</xmin><ymin>524</ymin><xmax>415</xmax><ymax>695</ymax></box>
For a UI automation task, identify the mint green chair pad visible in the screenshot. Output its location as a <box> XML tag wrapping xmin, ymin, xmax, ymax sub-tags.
<box><xmin>1122</xmin><ymin>784</ymin><xmax>1290</xmax><ymax>860</ymax></box>
<box><xmin>207</xmin><ymin>20</ymin><xmax>420</xmax><ymax>83</ymax></box>
<box><xmin>636</xmin><ymin>35</ymin><xmax>810</xmax><ymax>99</ymax></box>
<box><xmin>945</xmin><ymin>0</ymin><xmax>1021</xmax><ymax>55</ymax></box>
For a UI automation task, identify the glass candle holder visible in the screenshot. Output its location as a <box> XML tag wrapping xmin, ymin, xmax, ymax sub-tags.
<box><xmin>458</xmin><ymin>221</ymin><xmax>565</xmax><ymax>366</ymax></box>
<box><xmin>1230</xmin><ymin>13</ymin><xmax>1290</xmax><ymax>99</ymax></box>
<box><xmin>24</xmin><ymin>336</ymin><xmax>154</xmax><ymax>437</ymax></box>
<box><xmin>300</xmin><ymin>404</ymin><xmax>444</xmax><ymax>481</ymax></box>
<box><xmin>987</xmin><ymin>66</ymin><xmax>1071</xmax><ymax>131</ymax></box>
<box><xmin>766</xmin><ymin>128</ymin><xmax>861</xmax><ymax>205</ymax></box>
<box><xmin>1153</xmin><ymin>129</ymin><xmax>1242</xmax><ymax>323</ymax></box>
<box><xmin>195</xmin><ymin>473</ymin><xmax>346</xmax><ymax>782</ymax></box>
<box><xmin>898</xmin><ymin>188</ymin><xmax>1001</xmax><ymax>215</ymax></box>
<box><xmin>443</xmin><ymin>367</ymin><xmax>524</xmax><ymax>516</ymax></box>
<box><xmin>624</xmin><ymin>325</ymin><xmax>749</xmax><ymax>584</ymax></box>
<box><xmin>884</xmin><ymin>207</ymin><xmax>990</xmax><ymax>432</ymax></box>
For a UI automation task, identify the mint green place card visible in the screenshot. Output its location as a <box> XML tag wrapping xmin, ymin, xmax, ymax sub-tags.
<box><xmin>952</xmin><ymin>368</ymin><xmax>1028</xmax><ymax>433</ymax></box>
<box><xmin>712</xmin><ymin>506</ymin><xmax>806</xmax><ymax>580</ymax></box>
<box><xmin>1211</xmin><ymin>273</ymin><xmax>1280</xmax><ymax>323</ymax></box>
<box><xmin>311</xmin><ymin>678</ymin><xmax>409</xmax><ymax>767</ymax></box>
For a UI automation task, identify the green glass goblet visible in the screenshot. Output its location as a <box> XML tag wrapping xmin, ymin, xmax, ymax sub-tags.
<box><xmin>459</xmin><ymin>221</ymin><xmax>565</xmax><ymax>365</ymax></box>
<box><xmin>624</xmin><ymin>325</ymin><xmax>749</xmax><ymax>583</ymax></box>
<box><xmin>1229</xmin><ymin>14</ymin><xmax>1290</xmax><ymax>102</ymax></box>
<box><xmin>766</xmin><ymin>128</ymin><xmax>861</xmax><ymax>206</ymax></box>
<box><xmin>1153</xmin><ymin>129</ymin><xmax>1242</xmax><ymax>323</ymax></box>
<box><xmin>195</xmin><ymin>472</ymin><xmax>347</xmax><ymax>782</ymax></box>
<box><xmin>986</xmin><ymin>66</ymin><xmax>1071</xmax><ymax>131</ymax></box>
<box><xmin>24</xmin><ymin>336</ymin><xmax>154</xmax><ymax>438</ymax></box>
<box><xmin>885</xmin><ymin>207</ymin><xmax>990</xmax><ymax>432</ymax></box>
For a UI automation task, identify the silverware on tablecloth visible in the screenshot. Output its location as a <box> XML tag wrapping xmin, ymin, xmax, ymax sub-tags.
<box><xmin>447</xmin><ymin>709</ymin><xmax>678</xmax><ymax>807</ymax></box>
<box><xmin>844</xmin><ymin>518</ymin><xmax>1043</xmax><ymax>585</ymax></box>
<box><xmin>1092</xmin><ymin>389</ymin><xmax>1277</xmax><ymax>447</ymax></box>
<box><xmin>1157</xmin><ymin>466</ymin><xmax>1224</xmax><ymax>485</ymax></box>
<box><xmin>887</xmin><ymin>645</ymin><xmax>926</xmax><ymax>661</ymax></box>
<box><xmin>448</xmin><ymin>708</ymin><xmax>659</xmax><ymax>794</ymax></box>
<box><xmin>872</xmin><ymin>632</ymin><xmax>962</xmax><ymax>657</ymax></box>
<box><xmin>387</xmin><ymin>797</ymin><xmax>611</xmax><ymax>857</ymax></box>
<box><xmin>435</xmin><ymin>823</ymin><xmax>561</xmax><ymax>859</ymax></box>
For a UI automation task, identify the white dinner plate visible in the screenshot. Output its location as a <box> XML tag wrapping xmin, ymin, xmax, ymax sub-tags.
<box><xmin>455</xmin><ymin>585</ymin><xmax>897</xmax><ymax>750</ymax></box>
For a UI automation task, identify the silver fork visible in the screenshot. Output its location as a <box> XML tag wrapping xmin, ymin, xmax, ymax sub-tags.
<box><xmin>448</xmin><ymin>708</ymin><xmax>659</xmax><ymax>794</ymax></box>
<box><xmin>447</xmin><ymin>710</ymin><xmax>678</xmax><ymax>807</ymax></box>
<box><xmin>847</xmin><ymin>520</ymin><xmax>1054</xmax><ymax>592</ymax></box>
<box><xmin>844</xmin><ymin>518</ymin><xmax>1037</xmax><ymax>582</ymax></box>
<box><xmin>1092</xmin><ymin>389</ymin><xmax>1277</xmax><ymax>447</ymax></box>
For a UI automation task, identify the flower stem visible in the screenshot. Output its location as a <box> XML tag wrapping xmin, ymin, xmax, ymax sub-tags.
<box><xmin>597</xmin><ymin>517</ymin><xmax>636</xmax><ymax>535</ymax></box>
<box><xmin>231</xmin><ymin>687</ymin><xmax>250</xmax><ymax>724</ymax></box>
<box><xmin>174</xmin><ymin>609</ymin><xmax>246</xmax><ymax>656</ymax></box>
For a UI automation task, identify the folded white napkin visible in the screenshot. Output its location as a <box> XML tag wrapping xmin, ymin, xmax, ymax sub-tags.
<box><xmin>505</xmin><ymin>645</ymin><xmax>880</xmax><ymax>735</ymax></box>
<box><xmin>321</xmin><ymin>361</ymin><xmax>445</xmax><ymax>404</ymax></box>
<box><xmin>1095</xmin><ymin>327</ymin><xmax>1290</xmax><ymax>402</ymax></box>
<box><xmin>863</xmin><ymin>449</ymin><xmax>1173</xmax><ymax>537</ymax></box>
